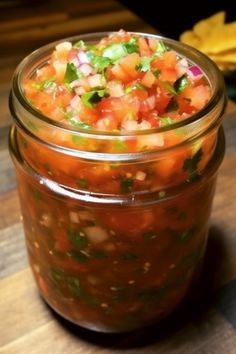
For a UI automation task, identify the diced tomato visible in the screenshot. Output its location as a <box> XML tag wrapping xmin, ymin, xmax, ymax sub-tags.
<box><xmin>152</xmin><ymin>51</ymin><xmax>177</xmax><ymax>82</ymax></box>
<box><xmin>119</xmin><ymin>53</ymin><xmax>141</xmax><ymax>80</ymax></box>
<box><xmin>141</xmin><ymin>71</ymin><xmax>156</xmax><ymax>88</ymax></box>
<box><xmin>182</xmin><ymin>85</ymin><xmax>211</xmax><ymax>110</ymax></box>
<box><xmin>155</xmin><ymin>83</ymin><xmax>172</xmax><ymax>114</ymax></box>
<box><xmin>78</xmin><ymin>104</ymin><xmax>99</xmax><ymax>125</ymax></box>
<box><xmin>138</xmin><ymin>37</ymin><xmax>151</xmax><ymax>56</ymax></box>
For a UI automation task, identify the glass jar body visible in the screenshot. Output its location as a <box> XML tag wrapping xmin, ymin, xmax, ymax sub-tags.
<box><xmin>9</xmin><ymin>32</ymin><xmax>226</xmax><ymax>332</ymax></box>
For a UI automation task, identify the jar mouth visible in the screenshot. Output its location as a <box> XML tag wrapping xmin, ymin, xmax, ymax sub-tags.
<box><xmin>12</xmin><ymin>31</ymin><xmax>226</xmax><ymax>139</ymax></box>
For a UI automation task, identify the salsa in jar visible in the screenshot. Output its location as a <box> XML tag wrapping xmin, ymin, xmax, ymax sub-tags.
<box><xmin>9</xmin><ymin>30</ymin><xmax>226</xmax><ymax>332</ymax></box>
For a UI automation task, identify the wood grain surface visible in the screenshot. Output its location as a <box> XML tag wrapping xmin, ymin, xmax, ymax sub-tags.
<box><xmin>1</xmin><ymin>1</ymin><xmax>236</xmax><ymax>353</ymax></box>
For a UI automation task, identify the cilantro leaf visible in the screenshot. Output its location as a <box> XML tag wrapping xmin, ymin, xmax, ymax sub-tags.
<box><xmin>64</xmin><ymin>63</ymin><xmax>83</xmax><ymax>84</ymax></box>
<box><xmin>32</xmin><ymin>77</ymin><xmax>55</xmax><ymax>91</ymax></box>
<box><xmin>73</xmin><ymin>40</ymin><xmax>87</xmax><ymax>49</ymax></box>
<box><xmin>120</xmin><ymin>176</ymin><xmax>134</xmax><ymax>193</ymax></box>
<box><xmin>162</xmin><ymin>81</ymin><xmax>176</xmax><ymax>95</ymax></box>
<box><xmin>123</xmin><ymin>37</ymin><xmax>138</xmax><ymax>53</ymax></box>
<box><xmin>102</xmin><ymin>38</ymin><xmax>138</xmax><ymax>63</ymax></box>
<box><xmin>81</xmin><ymin>89</ymin><xmax>108</xmax><ymax>108</ymax></box>
<box><xmin>159</xmin><ymin>117</ymin><xmax>175</xmax><ymax>127</ymax></box>
<box><xmin>64</xmin><ymin>112</ymin><xmax>92</xmax><ymax>129</ymax></box>
<box><xmin>136</xmin><ymin>57</ymin><xmax>151</xmax><ymax>72</ymax></box>
<box><xmin>125</xmin><ymin>82</ymin><xmax>146</xmax><ymax>93</ymax></box>
<box><xmin>91</xmin><ymin>56</ymin><xmax>111</xmax><ymax>72</ymax></box>
<box><xmin>174</xmin><ymin>74</ymin><xmax>189</xmax><ymax>93</ymax></box>
<box><xmin>183</xmin><ymin>148</ymin><xmax>203</xmax><ymax>181</ymax></box>
<box><xmin>155</xmin><ymin>40</ymin><xmax>168</xmax><ymax>55</ymax></box>
<box><xmin>67</xmin><ymin>229</ymin><xmax>88</xmax><ymax>249</ymax></box>
<box><xmin>166</xmin><ymin>99</ymin><xmax>179</xmax><ymax>112</ymax></box>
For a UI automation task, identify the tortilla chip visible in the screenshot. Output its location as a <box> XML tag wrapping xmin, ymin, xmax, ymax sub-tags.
<box><xmin>209</xmin><ymin>50</ymin><xmax>236</xmax><ymax>63</ymax></box>
<box><xmin>200</xmin><ymin>22</ymin><xmax>236</xmax><ymax>53</ymax></box>
<box><xmin>193</xmin><ymin>11</ymin><xmax>225</xmax><ymax>38</ymax></box>
<box><xmin>179</xmin><ymin>30</ymin><xmax>202</xmax><ymax>48</ymax></box>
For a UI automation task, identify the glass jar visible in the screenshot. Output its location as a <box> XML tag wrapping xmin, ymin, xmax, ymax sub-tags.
<box><xmin>9</xmin><ymin>32</ymin><xmax>226</xmax><ymax>332</ymax></box>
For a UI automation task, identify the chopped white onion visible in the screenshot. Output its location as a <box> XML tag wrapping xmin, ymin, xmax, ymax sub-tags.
<box><xmin>79</xmin><ymin>63</ymin><xmax>93</xmax><ymax>77</ymax></box>
<box><xmin>77</xmin><ymin>211</ymin><xmax>95</xmax><ymax>221</ymax></box>
<box><xmin>70</xmin><ymin>95</ymin><xmax>81</xmax><ymax>109</ymax></box>
<box><xmin>144</xmin><ymin>95</ymin><xmax>156</xmax><ymax>110</ymax></box>
<box><xmin>69</xmin><ymin>211</ymin><xmax>79</xmax><ymax>223</ymax></box>
<box><xmin>56</xmin><ymin>41</ymin><xmax>72</xmax><ymax>52</ymax></box>
<box><xmin>107</xmin><ymin>81</ymin><xmax>124</xmax><ymax>97</ymax></box>
<box><xmin>139</xmin><ymin>120</ymin><xmax>152</xmax><ymax>130</ymax></box>
<box><xmin>83</xmin><ymin>226</ymin><xmax>109</xmax><ymax>244</ymax></box>
<box><xmin>77</xmin><ymin>50</ymin><xmax>90</xmax><ymax>64</ymax></box>
<box><xmin>70</xmin><ymin>57</ymin><xmax>80</xmax><ymax>68</ymax></box>
<box><xmin>88</xmin><ymin>74</ymin><xmax>104</xmax><ymax>88</ymax></box>
<box><xmin>135</xmin><ymin>171</ymin><xmax>146</xmax><ymax>181</ymax></box>
<box><xmin>122</xmin><ymin>120</ymin><xmax>139</xmax><ymax>131</ymax></box>
<box><xmin>53</xmin><ymin>61</ymin><xmax>67</xmax><ymax>80</ymax></box>
<box><xmin>75</xmin><ymin>86</ymin><xmax>86</xmax><ymax>95</ymax></box>
<box><xmin>138</xmin><ymin>133</ymin><xmax>164</xmax><ymax>148</ymax></box>
<box><xmin>176</xmin><ymin>58</ymin><xmax>188</xmax><ymax>78</ymax></box>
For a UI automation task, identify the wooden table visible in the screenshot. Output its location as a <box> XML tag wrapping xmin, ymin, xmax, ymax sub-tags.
<box><xmin>1</xmin><ymin>2</ymin><xmax>236</xmax><ymax>353</ymax></box>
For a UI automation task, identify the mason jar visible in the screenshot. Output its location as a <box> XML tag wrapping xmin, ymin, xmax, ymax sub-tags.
<box><xmin>9</xmin><ymin>32</ymin><xmax>226</xmax><ymax>332</ymax></box>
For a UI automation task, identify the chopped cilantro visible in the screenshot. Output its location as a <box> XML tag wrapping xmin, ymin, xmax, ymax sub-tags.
<box><xmin>32</xmin><ymin>188</ymin><xmax>42</xmax><ymax>201</ymax></box>
<box><xmin>180</xmin><ymin>228</ymin><xmax>195</xmax><ymax>241</ymax></box>
<box><xmin>67</xmin><ymin>229</ymin><xmax>89</xmax><ymax>249</ymax></box>
<box><xmin>125</xmin><ymin>82</ymin><xmax>146</xmax><ymax>93</ymax></box>
<box><xmin>77</xmin><ymin>178</ymin><xmax>89</xmax><ymax>188</ymax></box>
<box><xmin>138</xmin><ymin>287</ymin><xmax>165</xmax><ymax>302</ymax></box>
<box><xmin>91</xmin><ymin>56</ymin><xmax>111</xmax><ymax>72</ymax></box>
<box><xmin>136</xmin><ymin>57</ymin><xmax>150</xmax><ymax>72</ymax></box>
<box><xmin>64</xmin><ymin>112</ymin><xmax>92</xmax><ymax>129</ymax></box>
<box><xmin>51</xmin><ymin>268</ymin><xmax>64</xmax><ymax>283</ymax></box>
<box><xmin>64</xmin><ymin>63</ymin><xmax>83</xmax><ymax>84</ymax></box>
<box><xmin>120</xmin><ymin>253</ymin><xmax>139</xmax><ymax>261</ymax></box>
<box><xmin>174</xmin><ymin>74</ymin><xmax>189</xmax><ymax>93</ymax></box>
<box><xmin>162</xmin><ymin>81</ymin><xmax>176</xmax><ymax>95</ymax></box>
<box><xmin>143</xmin><ymin>231</ymin><xmax>157</xmax><ymax>240</ymax></box>
<box><xmin>73</xmin><ymin>40</ymin><xmax>87</xmax><ymax>49</ymax></box>
<box><xmin>166</xmin><ymin>99</ymin><xmax>179</xmax><ymax>112</ymax></box>
<box><xmin>71</xmin><ymin>135</ymin><xmax>86</xmax><ymax>145</ymax></box>
<box><xmin>158</xmin><ymin>190</ymin><xmax>166</xmax><ymax>198</ymax></box>
<box><xmin>81</xmin><ymin>89</ymin><xmax>108</xmax><ymax>108</ymax></box>
<box><xmin>67</xmin><ymin>276</ymin><xmax>82</xmax><ymax>297</ymax></box>
<box><xmin>91</xmin><ymin>250</ymin><xmax>108</xmax><ymax>259</ymax></box>
<box><xmin>120</xmin><ymin>176</ymin><xmax>134</xmax><ymax>193</ymax></box>
<box><xmin>32</xmin><ymin>77</ymin><xmax>56</xmax><ymax>91</ymax></box>
<box><xmin>159</xmin><ymin>117</ymin><xmax>175</xmax><ymax>127</ymax></box>
<box><xmin>153</xmin><ymin>69</ymin><xmax>161</xmax><ymax>77</ymax></box>
<box><xmin>103</xmin><ymin>38</ymin><xmax>138</xmax><ymax>63</ymax></box>
<box><xmin>123</xmin><ymin>37</ymin><xmax>138</xmax><ymax>53</ymax></box>
<box><xmin>114</xmin><ymin>140</ymin><xmax>127</xmax><ymax>151</ymax></box>
<box><xmin>155</xmin><ymin>40</ymin><xmax>168</xmax><ymax>55</ymax></box>
<box><xmin>183</xmin><ymin>148</ymin><xmax>203</xmax><ymax>181</ymax></box>
<box><xmin>67</xmin><ymin>251</ymin><xmax>89</xmax><ymax>263</ymax></box>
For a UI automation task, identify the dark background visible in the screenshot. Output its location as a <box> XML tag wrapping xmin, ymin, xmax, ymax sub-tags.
<box><xmin>119</xmin><ymin>0</ymin><xmax>236</xmax><ymax>39</ymax></box>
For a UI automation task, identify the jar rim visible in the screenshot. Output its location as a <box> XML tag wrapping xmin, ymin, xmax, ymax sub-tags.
<box><xmin>12</xmin><ymin>31</ymin><xmax>226</xmax><ymax>138</ymax></box>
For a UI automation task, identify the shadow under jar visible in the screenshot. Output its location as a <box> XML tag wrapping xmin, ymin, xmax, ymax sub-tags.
<box><xmin>9</xmin><ymin>32</ymin><xmax>226</xmax><ymax>332</ymax></box>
